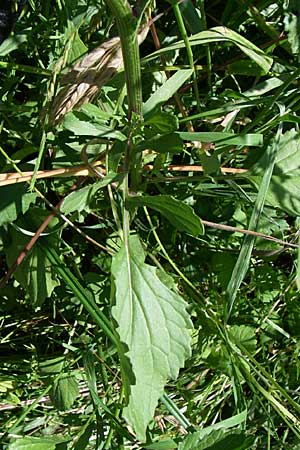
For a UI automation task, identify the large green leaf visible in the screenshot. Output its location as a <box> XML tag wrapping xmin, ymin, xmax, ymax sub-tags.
<box><xmin>143</xmin><ymin>27</ymin><xmax>273</xmax><ymax>73</ymax></box>
<box><xmin>0</xmin><ymin>184</ymin><xmax>37</xmax><ymax>227</ymax></box>
<box><xmin>111</xmin><ymin>235</ymin><xmax>193</xmax><ymax>441</ymax></box>
<box><xmin>127</xmin><ymin>195</ymin><xmax>204</xmax><ymax>236</ymax></box>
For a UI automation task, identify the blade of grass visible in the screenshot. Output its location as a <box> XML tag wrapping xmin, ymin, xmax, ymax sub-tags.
<box><xmin>225</xmin><ymin>109</ymin><xmax>284</xmax><ymax>321</ymax></box>
<box><xmin>171</xmin><ymin>0</ymin><xmax>201</xmax><ymax>111</ymax></box>
<box><xmin>39</xmin><ymin>239</ymin><xmax>118</xmax><ymax>346</ymax></box>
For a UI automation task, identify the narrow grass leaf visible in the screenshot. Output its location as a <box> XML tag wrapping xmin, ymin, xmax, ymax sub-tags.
<box><xmin>178</xmin><ymin>132</ymin><xmax>263</xmax><ymax>146</ymax></box>
<box><xmin>226</xmin><ymin>122</ymin><xmax>283</xmax><ymax>320</ymax></box>
<box><xmin>127</xmin><ymin>195</ymin><xmax>204</xmax><ymax>236</ymax></box>
<box><xmin>143</xmin><ymin>69</ymin><xmax>193</xmax><ymax>118</ymax></box>
<box><xmin>111</xmin><ymin>235</ymin><xmax>193</xmax><ymax>441</ymax></box>
<box><xmin>143</xmin><ymin>27</ymin><xmax>272</xmax><ymax>73</ymax></box>
<box><xmin>250</xmin><ymin>128</ymin><xmax>300</xmax><ymax>215</ymax></box>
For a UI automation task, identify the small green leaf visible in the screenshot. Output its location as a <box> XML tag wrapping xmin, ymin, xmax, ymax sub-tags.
<box><xmin>143</xmin><ymin>69</ymin><xmax>193</xmax><ymax>118</ymax></box>
<box><xmin>0</xmin><ymin>184</ymin><xmax>37</xmax><ymax>227</ymax></box>
<box><xmin>144</xmin><ymin>111</ymin><xmax>179</xmax><ymax>133</ymax></box>
<box><xmin>228</xmin><ymin>325</ymin><xmax>256</xmax><ymax>354</ymax></box>
<box><xmin>61</xmin><ymin>174</ymin><xmax>120</xmax><ymax>215</ymax></box>
<box><xmin>179</xmin><ymin>430</ymin><xmax>252</xmax><ymax>450</ymax></box>
<box><xmin>226</xmin><ymin>60</ymin><xmax>266</xmax><ymax>76</ymax></box>
<box><xmin>80</xmin><ymin>103</ymin><xmax>122</xmax><ymax>122</ymax></box>
<box><xmin>39</xmin><ymin>357</ymin><xmax>65</xmax><ymax>375</ymax></box>
<box><xmin>127</xmin><ymin>195</ymin><xmax>204</xmax><ymax>236</ymax></box>
<box><xmin>51</xmin><ymin>373</ymin><xmax>79</xmax><ymax>411</ymax></box>
<box><xmin>0</xmin><ymin>33</ymin><xmax>28</xmax><ymax>56</ymax></box>
<box><xmin>178</xmin><ymin>132</ymin><xmax>263</xmax><ymax>147</ymax></box>
<box><xmin>8</xmin><ymin>436</ymin><xmax>68</xmax><ymax>450</ymax></box>
<box><xmin>111</xmin><ymin>235</ymin><xmax>193</xmax><ymax>441</ymax></box>
<box><xmin>137</xmin><ymin>133</ymin><xmax>183</xmax><ymax>154</ymax></box>
<box><xmin>62</xmin><ymin>112</ymin><xmax>126</xmax><ymax>140</ymax></box>
<box><xmin>5</xmin><ymin>215</ymin><xmax>59</xmax><ymax>307</ymax></box>
<box><xmin>144</xmin><ymin>439</ymin><xmax>178</xmax><ymax>449</ymax></box>
<box><xmin>67</xmin><ymin>29</ymin><xmax>88</xmax><ymax>64</ymax></box>
<box><xmin>284</xmin><ymin>0</ymin><xmax>300</xmax><ymax>54</ymax></box>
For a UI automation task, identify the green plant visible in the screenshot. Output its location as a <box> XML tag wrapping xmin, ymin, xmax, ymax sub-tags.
<box><xmin>1</xmin><ymin>1</ymin><xmax>300</xmax><ymax>449</ymax></box>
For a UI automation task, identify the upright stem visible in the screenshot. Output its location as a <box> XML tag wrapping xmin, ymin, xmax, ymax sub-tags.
<box><xmin>105</xmin><ymin>0</ymin><xmax>143</xmax><ymax>117</ymax></box>
<box><xmin>172</xmin><ymin>0</ymin><xmax>201</xmax><ymax>111</ymax></box>
<box><xmin>105</xmin><ymin>0</ymin><xmax>144</xmax><ymax>213</ymax></box>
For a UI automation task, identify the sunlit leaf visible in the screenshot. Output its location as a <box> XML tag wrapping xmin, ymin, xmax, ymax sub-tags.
<box><xmin>0</xmin><ymin>184</ymin><xmax>37</xmax><ymax>227</ymax></box>
<box><xmin>111</xmin><ymin>235</ymin><xmax>192</xmax><ymax>441</ymax></box>
<box><xmin>61</xmin><ymin>173</ymin><xmax>120</xmax><ymax>215</ymax></box>
<box><xmin>8</xmin><ymin>436</ymin><xmax>69</xmax><ymax>450</ymax></box>
<box><xmin>228</xmin><ymin>325</ymin><xmax>256</xmax><ymax>353</ymax></box>
<box><xmin>251</xmin><ymin>128</ymin><xmax>300</xmax><ymax>215</ymax></box>
<box><xmin>143</xmin><ymin>69</ymin><xmax>193</xmax><ymax>118</ymax></box>
<box><xmin>62</xmin><ymin>112</ymin><xmax>126</xmax><ymax>140</ymax></box>
<box><xmin>143</xmin><ymin>27</ymin><xmax>272</xmax><ymax>73</ymax></box>
<box><xmin>127</xmin><ymin>195</ymin><xmax>204</xmax><ymax>236</ymax></box>
<box><xmin>284</xmin><ymin>0</ymin><xmax>300</xmax><ymax>54</ymax></box>
<box><xmin>178</xmin><ymin>132</ymin><xmax>263</xmax><ymax>147</ymax></box>
<box><xmin>179</xmin><ymin>430</ymin><xmax>252</xmax><ymax>450</ymax></box>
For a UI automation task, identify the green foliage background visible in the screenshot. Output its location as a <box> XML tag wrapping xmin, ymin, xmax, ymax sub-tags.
<box><xmin>1</xmin><ymin>0</ymin><xmax>300</xmax><ymax>448</ymax></box>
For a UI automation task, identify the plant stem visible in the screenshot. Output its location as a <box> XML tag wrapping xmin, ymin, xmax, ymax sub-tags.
<box><xmin>172</xmin><ymin>0</ymin><xmax>201</xmax><ymax>111</ymax></box>
<box><xmin>105</xmin><ymin>0</ymin><xmax>142</xmax><ymax>117</ymax></box>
